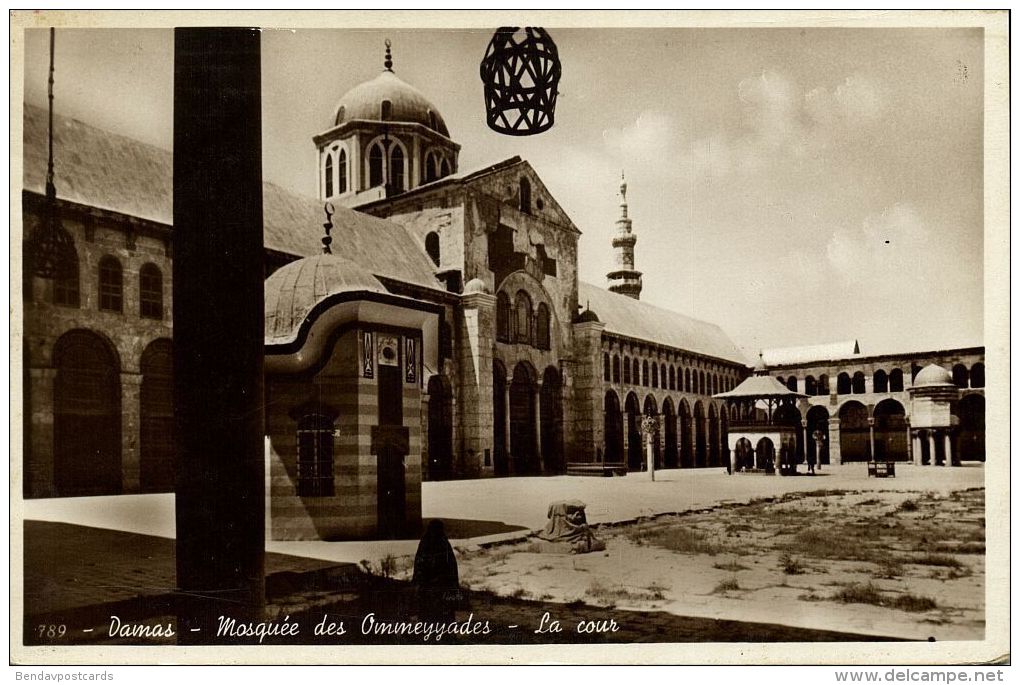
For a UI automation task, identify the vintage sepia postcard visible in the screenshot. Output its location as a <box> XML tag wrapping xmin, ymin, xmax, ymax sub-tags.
<box><xmin>8</xmin><ymin>9</ymin><xmax>1010</xmax><ymax>668</ymax></box>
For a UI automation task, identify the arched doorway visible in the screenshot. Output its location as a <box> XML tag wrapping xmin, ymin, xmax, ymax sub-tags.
<box><xmin>734</xmin><ymin>437</ymin><xmax>753</xmax><ymax>471</ymax></box>
<box><xmin>53</xmin><ymin>330</ymin><xmax>122</xmax><ymax>496</ymax></box>
<box><xmin>662</xmin><ymin>397</ymin><xmax>678</xmax><ymax>468</ymax></box>
<box><xmin>806</xmin><ymin>405</ymin><xmax>830</xmax><ymax>466</ymax></box>
<box><xmin>873</xmin><ymin>398</ymin><xmax>908</xmax><ymax>461</ymax></box>
<box><xmin>694</xmin><ymin>401</ymin><xmax>707</xmax><ymax>468</ymax></box>
<box><xmin>642</xmin><ymin>395</ymin><xmax>660</xmax><ymax>470</ymax></box>
<box><xmin>755</xmin><ymin>437</ymin><xmax>775</xmax><ymax>472</ymax></box>
<box><xmin>140</xmin><ymin>339</ymin><xmax>174</xmax><ymax>492</ymax></box>
<box><xmin>540</xmin><ymin>366</ymin><xmax>564</xmax><ymax>474</ymax></box>
<box><xmin>679</xmin><ymin>400</ymin><xmax>693</xmax><ymax>468</ymax></box>
<box><xmin>839</xmin><ymin>401</ymin><xmax>870</xmax><ymax>461</ymax></box>
<box><xmin>510</xmin><ymin>362</ymin><xmax>538</xmax><ymax>475</ymax></box>
<box><xmin>492</xmin><ymin>361</ymin><xmax>508</xmax><ymax>476</ymax></box>
<box><xmin>774</xmin><ymin>403</ymin><xmax>804</xmax><ymax>463</ymax></box>
<box><xmin>625</xmin><ymin>392</ymin><xmax>641</xmax><ymax>471</ymax></box>
<box><xmin>427</xmin><ymin>375</ymin><xmax>454</xmax><ymax>480</ymax></box>
<box><xmin>708</xmin><ymin>404</ymin><xmax>719</xmax><ymax>467</ymax></box>
<box><xmin>604</xmin><ymin>390</ymin><xmax>624</xmax><ymax>466</ymax></box>
<box><xmin>956</xmin><ymin>394</ymin><xmax>985</xmax><ymax>461</ymax></box>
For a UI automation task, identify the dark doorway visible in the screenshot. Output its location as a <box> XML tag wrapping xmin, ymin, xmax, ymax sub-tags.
<box><xmin>694</xmin><ymin>402</ymin><xmax>707</xmax><ymax>468</ymax></box>
<box><xmin>679</xmin><ymin>400</ymin><xmax>692</xmax><ymax>468</ymax></box>
<box><xmin>839</xmin><ymin>401</ymin><xmax>870</xmax><ymax>461</ymax></box>
<box><xmin>427</xmin><ymin>375</ymin><xmax>454</xmax><ymax>480</ymax></box>
<box><xmin>806</xmin><ymin>405</ymin><xmax>830</xmax><ymax>466</ymax></box>
<box><xmin>540</xmin><ymin>367</ymin><xmax>564</xmax><ymax>474</ymax></box>
<box><xmin>663</xmin><ymin>398</ymin><xmax>678</xmax><ymax>468</ymax></box>
<box><xmin>140</xmin><ymin>339</ymin><xmax>174</xmax><ymax>492</ymax></box>
<box><xmin>54</xmin><ymin>330</ymin><xmax>122</xmax><ymax>496</ymax></box>
<box><xmin>604</xmin><ymin>391</ymin><xmax>624</xmax><ymax>466</ymax></box>
<box><xmin>510</xmin><ymin>363</ymin><xmax>538</xmax><ymax>474</ymax></box>
<box><xmin>873</xmin><ymin>399</ymin><xmax>908</xmax><ymax>461</ymax></box>
<box><xmin>755</xmin><ymin>437</ymin><xmax>776</xmax><ymax>472</ymax></box>
<box><xmin>377</xmin><ymin>450</ymin><xmax>406</xmax><ymax>539</ymax></box>
<box><xmin>956</xmin><ymin>394</ymin><xmax>985</xmax><ymax>461</ymax></box>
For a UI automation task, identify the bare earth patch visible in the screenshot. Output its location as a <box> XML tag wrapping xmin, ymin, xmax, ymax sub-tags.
<box><xmin>455</xmin><ymin>488</ymin><xmax>985</xmax><ymax>641</ymax></box>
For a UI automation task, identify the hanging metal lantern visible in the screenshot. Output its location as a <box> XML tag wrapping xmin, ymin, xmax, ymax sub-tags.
<box><xmin>480</xmin><ymin>27</ymin><xmax>561</xmax><ymax>136</ymax></box>
<box><xmin>26</xmin><ymin>201</ymin><xmax>76</xmax><ymax>279</ymax></box>
<box><xmin>27</xmin><ymin>27</ymin><xmax>76</xmax><ymax>280</ymax></box>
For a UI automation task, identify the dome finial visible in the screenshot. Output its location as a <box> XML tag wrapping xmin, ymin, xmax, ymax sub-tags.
<box><xmin>384</xmin><ymin>38</ymin><xmax>393</xmax><ymax>71</ymax></box>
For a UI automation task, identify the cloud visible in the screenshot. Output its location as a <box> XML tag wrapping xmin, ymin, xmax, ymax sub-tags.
<box><xmin>805</xmin><ymin>75</ymin><xmax>885</xmax><ymax>127</ymax></box>
<box><xmin>737</xmin><ymin>70</ymin><xmax>804</xmax><ymax>149</ymax></box>
<box><xmin>602</xmin><ymin>110</ymin><xmax>682</xmax><ymax>164</ymax></box>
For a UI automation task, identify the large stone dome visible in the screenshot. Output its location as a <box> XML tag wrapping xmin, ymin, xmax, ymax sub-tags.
<box><xmin>913</xmin><ymin>363</ymin><xmax>954</xmax><ymax>388</ymax></box>
<box><xmin>331</xmin><ymin>69</ymin><xmax>450</xmax><ymax>138</ymax></box>
<box><xmin>265</xmin><ymin>253</ymin><xmax>385</xmax><ymax>344</ymax></box>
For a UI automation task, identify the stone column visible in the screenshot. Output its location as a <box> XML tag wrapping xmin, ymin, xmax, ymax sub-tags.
<box><xmin>905</xmin><ymin>420</ymin><xmax>913</xmax><ymax>463</ymax></box>
<box><xmin>458</xmin><ymin>290</ymin><xmax>496</xmax><ymax>477</ymax></box>
<box><xmin>828</xmin><ymin>417</ymin><xmax>842</xmax><ymax>465</ymax></box>
<box><xmin>912</xmin><ymin>432</ymin><xmax>923</xmax><ymax>466</ymax></box>
<box><xmin>944</xmin><ymin>431</ymin><xmax>953</xmax><ymax>467</ymax></box>
<box><xmin>928</xmin><ymin>432</ymin><xmax>938</xmax><ymax>466</ymax></box>
<box><xmin>868</xmin><ymin>418</ymin><xmax>876</xmax><ymax>461</ymax></box>
<box><xmin>571</xmin><ymin>320</ymin><xmax>606</xmax><ymax>468</ymax></box>
<box><xmin>120</xmin><ymin>372</ymin><xmax>143</xmax><ymax>493</ymax></box>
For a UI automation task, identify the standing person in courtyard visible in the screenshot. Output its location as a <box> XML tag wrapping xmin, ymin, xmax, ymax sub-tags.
<box><xmin>413</xmin><ymin>519</ymin><xmax>461</xmax><ymax>621</ymax></box>
<box><xmin>807</xmin><ymin>444</ymin><xmax>817</xmax><ymax>475</ymax></box>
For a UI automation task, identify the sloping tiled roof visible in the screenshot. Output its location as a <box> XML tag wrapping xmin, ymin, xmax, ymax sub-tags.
<box><xmin>714</xmin><ymin>374</ymin><xmax>805</xmax><ymax>399</ymax></box>
<box><xmin>579</xmin><ymin>281</ymin><xmax>748</xmax><ymax>365</ymax></box>
<box><xmin>761</xmin><ymin>340</ymin><xmax>860</xmax><ymax>366</ymax></box>
<box><xmin>22</xmin><ymin>104</ymin><xmax>442</xmax><ymax>292</ymax></box>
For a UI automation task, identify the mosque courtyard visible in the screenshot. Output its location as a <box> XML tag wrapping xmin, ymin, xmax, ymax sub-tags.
<box><xmin>21</xmin><ymin>463</ymin><xmax>985</xmax><ymax>644</ymax></box>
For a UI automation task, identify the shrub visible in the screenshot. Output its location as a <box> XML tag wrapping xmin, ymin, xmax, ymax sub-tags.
<box><xmin>780</xmin><ymin>553</ymin><xmax>807</xmax><ymax>575</ymax></box>
<box><xmin>713</xmin><ymin>577</ymin><xmax>740</xmax><ymax>594</ymax></box>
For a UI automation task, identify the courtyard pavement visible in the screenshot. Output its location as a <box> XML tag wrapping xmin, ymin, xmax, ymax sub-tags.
<box><xmin>22</xmin><ymin>462</ymin><xmax>984</xmax><ymax>570</ymax></box>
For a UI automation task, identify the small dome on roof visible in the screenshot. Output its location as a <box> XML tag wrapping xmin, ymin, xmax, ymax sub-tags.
<box><xmin>575</xmin><ymin>309</ymin><xmax>601</xmax><ymax>323</ymax></box>
<box><xmin>463</xmin><ymin>278</ymin><xmax>490</xmax><ymax>294</ymax></box>
<box><xmin>330</xmin><ymin>44</ymin><xmax>450</xmax><ymax>137</ymax></box>
<box><xmin>913</xmin><ymin>363</ymin><xmax>954</xmax><ymax>388</ymax></box>
<box><xmin>265</xmin><ymin>253</ymin><xmax>384</xmax><ymax>343</ymax></box>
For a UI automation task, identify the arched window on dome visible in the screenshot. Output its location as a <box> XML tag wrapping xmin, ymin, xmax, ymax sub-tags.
<box><xmin>428</xmin><ymin>109</ymin><xmax>438</xmax><ymax>131</ymax></box>
<box><xmin>369</xmin><ymin>142</ymin><xmax>385</xmax><ymax>188</ymax></box>
<box><xmin>423</xmin><ymin>151</ymin><xmax>438</xmax><ymax>183</ymax></box>
<box><xmin>338</xmin><ymin>149</ymin><xmax>347</xmax><ymax>194</ymax></box>
<box><xmin>389</xmin><ymin>144</ymin><xmax>405</xmax><ymax>192</ymax></box>
<box><xmin>519</xmin><ymin>177</ymin><xmax>532</xmax><ymax>214</ymax></box>
<box><xmin>440</xmin><ymin>158</ymin><xmax>451</xmax><ymax>178</ymax></box>
<box><xmin>335</xmin><ymin>105</ymin><xmax>346</xmax><ymax>126</ymax></box>
<box><xmin>324</xmin><ymin>154</ymin><xmax>334</xmax><ymax>198</ymax></box>
<box><xmin>425</xmin><ymin>232</ymin><xmax>440</xmax><ymax>267</ymax></box>
<box><xmin>381</xmin><ymin>99</ymin><xmax>392</xmax><ymax>121</ymax></box>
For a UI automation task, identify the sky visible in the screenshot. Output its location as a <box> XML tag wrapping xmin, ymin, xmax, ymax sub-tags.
<box><xmin>21</xmin><ymin>23</ymin><xmax>986</xmax><ymax>359</ymax></box>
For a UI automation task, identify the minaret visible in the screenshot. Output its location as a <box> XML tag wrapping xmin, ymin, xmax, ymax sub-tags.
<box><xmin>607</xmin><ymin>172</ymin><xmax>643</xmax><ymax>299</ymax></box>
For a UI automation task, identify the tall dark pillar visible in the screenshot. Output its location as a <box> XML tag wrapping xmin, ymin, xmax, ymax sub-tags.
<box><xmin>173</xmin><ymin>28</ymin><xmax>265</xmax><ymax>642</ymax></box>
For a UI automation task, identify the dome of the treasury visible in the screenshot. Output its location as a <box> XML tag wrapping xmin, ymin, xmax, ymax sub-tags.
<box><xmin>913</xmin><ymin>363</ymin><xmax>955</xmax><ymax>388</ymax></box>
<box><xmin>330</xmin><ymin>68</ymin><xmax>450</xmax><ymax>138</ymax></box>
<box><xmin>265</xmin><ymin>253</ymin><xmax>385</xmax><ymax>344</ymax></box>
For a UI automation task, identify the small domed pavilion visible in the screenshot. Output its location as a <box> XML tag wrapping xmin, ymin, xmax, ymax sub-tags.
<box><xmin>908</xmin><ymin>363</ymin><xmax>960</xmax><ymax>466</ymax></box>
<box><xmin>713</xmin><ymin>356</ymin><xmax>807</xmax><ymax>474</ymax></box>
